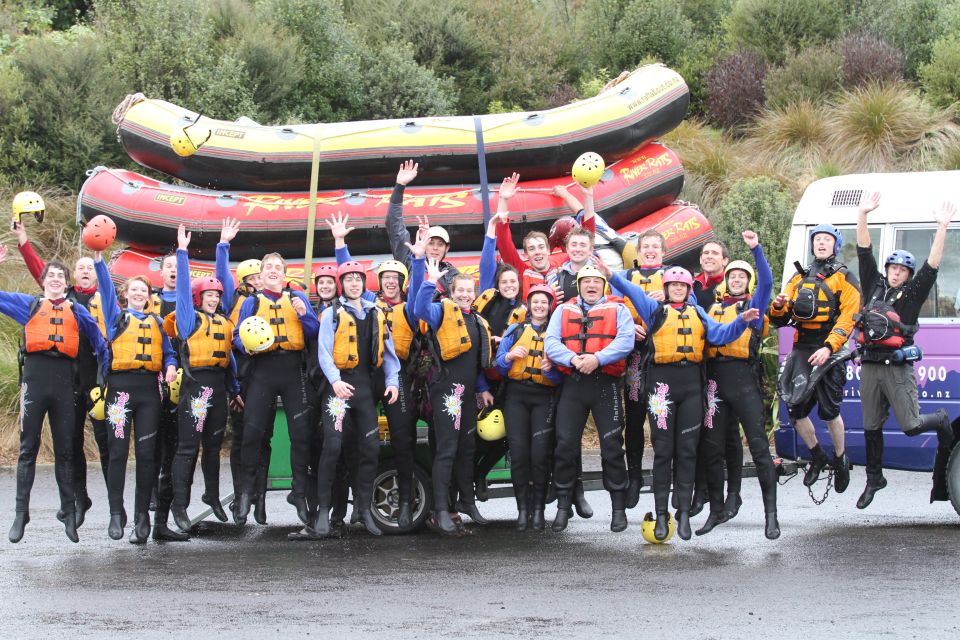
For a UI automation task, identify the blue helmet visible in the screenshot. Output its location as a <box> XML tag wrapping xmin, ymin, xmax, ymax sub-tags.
<box><xmin>809</xmin><ymin>224</ymin><xmax>842</xmax><ymax>255</ymax></box>
<box><xmin>885</xmin><ymin>249</ymin><xmax>916</xmax><ymax>273</ymax></box>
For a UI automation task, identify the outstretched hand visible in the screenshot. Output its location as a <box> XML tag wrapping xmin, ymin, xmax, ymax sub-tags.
<box><xmin>499</xmin><ymin>172</ymin><xmax>520</xmax><ymax>201</ymax></box>
<box><xmin>220</xmin><ymin>217</ymin><xmax>241</xmax><ymax>244</ymax></box>
<box><xmin>859</xmin><ymin>191</ymin><xmax>881</xmax><ymax>214</ymax></box>
<box><xmin>326</xmin><ymin>211</ymin><xmax>355</xmax><ymax>241</ymax></box>
<box><xmin>934</xmin><ymin>200</ymin><xmax>957</xmax><ymax>227</ymax></box>
<box><xmin>177</xmin><ymin>224</ymin><xmax>191</xmax><ymax>250</ymax></box>
<box><xmin>396</xmin><ymin>159</ymin><xmax>419</xmax><ymax>186</ymax></box>
<box><xmin>740</xmin><ymin>307</ymin><xmax>761</xmax><ymax>323</ymax></box>
<box><xmin>405</xmin><ymin>215</ymin><xmax>430</xmax><ymax>258</ymax></box>
<box><xmin>425</xmin><ymin>257</ymin><xmax>448</xmax><ymax>283</ymax></box>
<box><xmin>742</xmin><ymin>229</ymin><xmax>759</xmax><ymax>249</ymax></box>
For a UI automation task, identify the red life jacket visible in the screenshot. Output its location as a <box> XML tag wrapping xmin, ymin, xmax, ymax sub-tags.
<box><xmin>557</xmin><ymin>297</ymin><xmax>626</xmax><ymax>377</ymax></box>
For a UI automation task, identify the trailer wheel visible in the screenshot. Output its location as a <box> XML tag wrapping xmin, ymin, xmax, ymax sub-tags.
<box><xmin>371</xmin><ymin>462</ymin><xmax>432</xmax><ymax>534</ymax></box>
<box><xmin>947</xmin><ymin>443</ymin><xmax>960</xmax><ymax>518</ymax></box>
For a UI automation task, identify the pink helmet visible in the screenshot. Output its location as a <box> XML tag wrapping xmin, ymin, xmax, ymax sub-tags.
<box><xmin>191</xmin><ymin>276</ymin><xmax>223</xmax><ymax>308</ymax></box>
<box><xmin>313</xmin><ymin>264</ymin><xmax>339</xmax><ymax>292</ymax></box>
<box><xmin>526</xmin><ymin>284</ymin><xmax>557</xmax><ymax>311</ymax></box>
<box><xmin>662</xmin><ymin>266</ymin><xmax>694</xmax><ymax>289</ymax></box>
<box><xmin>337</xmin><ymin>261</ymin><xmax>366</xmax><ymax>294</ymax></box>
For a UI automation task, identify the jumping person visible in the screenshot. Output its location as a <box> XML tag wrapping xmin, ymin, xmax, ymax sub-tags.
<box><xmin>854</xmin><ymin>193</ymin><xmax>956</xmax><ymax>507</ymax></box>
<box><xmin>232</xmin><ymin>252</ymin><xmax>320</xmax><ymax>525</ymax></box>
<box><xmin>496</xmin><ymin>284</ymin><xmax>562</xmax><ymax>531</ymax></box>
<box><xmin>94</xmin><ymin>252</ymin><xmax>179</xmax><ymax>543</ymax></box>
<box><xmin>414</xmin><ymin>258</ymin><xmax>495</xmax><ymax>535</ymax></box>
<box><xmin>0</xmin><ymin>246</ymin><xmax>107</xmax><ymax>543</ymax></box>
<box><xmin>167</xmin><ymin>225</ymin><xmax>242</xmax><ymax>535</ymax></box>
<box><xmin>545</xmin><ymin>265</ymin><xmax>633</xmax><ymax>533</ymax></box>
<box><xmin>699</xmin><ymin>230</ymin><xmax>779</xmax><ymax>539</ymax></box>
<box><xmin>771</xmin><ymin>224</ymin><xmax>861</xmax><ymax>495</ymax></box>
<box><xmin>607</xmin><ymin>261</ymin><xmax>759</xmax><ymax>541</ymax></box>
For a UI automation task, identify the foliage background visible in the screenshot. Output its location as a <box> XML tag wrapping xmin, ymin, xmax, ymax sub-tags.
<box><xmin>2</xmin><ymin>0</ymin><xmax>960</xmax><ymax>458</ymax></box>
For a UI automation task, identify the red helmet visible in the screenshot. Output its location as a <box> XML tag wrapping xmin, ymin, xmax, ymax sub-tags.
<box><xmin>526</xmin><ymin>284</ymin><xmax>557</xmax><ymax>311</ymax></box>
<box><xmin>337</xmin><ymin>261</ymin><xmax>366</xmax><ymax>281</ymax></box>
<box><xmin>313</xmin><ymin>264</ymin><xmax>339</xmax><ymax>289</ymax></box>
<box><xmin>191</xmin><ymin>276</ymin><xmax>223</xmax><ymax>307</ymax></box>
<box><xmin>662</xmin><ymin>266</ymin><xmax>694</xmax><ymax>289</ymax></box>
<box><xmin>549</xmin><ymin>216</ymin><xmax>578</xmax><ymax>250</ymax></box>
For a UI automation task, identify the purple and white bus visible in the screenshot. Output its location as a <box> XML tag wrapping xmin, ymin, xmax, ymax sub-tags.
<box><xmin>773</xmin><ymin>172</ymin><xmax>960</xmax><ymax>513</ymax></box>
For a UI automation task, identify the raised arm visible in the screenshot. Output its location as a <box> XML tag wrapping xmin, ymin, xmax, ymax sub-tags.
<box><xmin>175</xmin><ymin>225</ymin><xmax>198</xmax><ymax>338</ymax></box>
<box><xmin>217</xmin><ymin>217</ymin><xmax>240</xmax><ymax>311</ymax></box>
<box><xmin>929</xmin><ymin>200</ymin><xmax>957</xmax><ymax>269</ymax></box>
<box><xmin>386</xmin><ymin>160</ymin><xmax>419</xmax><ymax>266</ymax></box>
<box><xmin>857</xmin><ymin>191</ymin><xmax>880</xmax><ymax>249</ymax></box>
<box><xmin>13</xmin><ymin>221</ymin><xmax>45</xmax><ymax>287</ymax></box>
<box><xmin>94</xmin><ymin>254</ymin><xmax>120</xmax><ymax>339</ymax></box>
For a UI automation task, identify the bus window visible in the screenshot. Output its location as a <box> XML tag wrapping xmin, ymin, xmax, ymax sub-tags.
<box><xmin>895</xmin><ymin>227</ymin><xmax>960</xmax><ymax>318</ymax></box>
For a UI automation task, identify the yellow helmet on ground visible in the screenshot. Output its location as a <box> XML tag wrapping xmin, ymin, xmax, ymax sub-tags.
<box><xmin>12</xmin><ymin>191</ymin><xmax>45</xmax><ymax>225</ymax></box>
<box><xmin>88</xmin><ymin>387</ymin><xmax>105</xmax><ymax>421</ymax></box>
<box><xmin>641</xmin><ymin>511</ymin><xmax>675</xmax><ymax>544</ymax></box>
<box><xmin>376</xmin><ymin>259</ymin><xmax>409</xmax><ymax>291</ymax></box>
<box><xmin>477</xmin><ymin>408</ymin><xmax>506</xmax><ymax>441</ymax></box>
<box><xmin>722</xmin><ymin>260</ymin><xmax>757</xmax><ymax>296</ymax></box>
<box><xmin>572</xmin><ymin>152</ymin><xmax>605</xmax><ymax>189</ymax></box>
<box><xmin>239</xmin><ymin>315</ymin><xmax>275</xmax><ymax>353</ymax></box>
<box><xmin>576</xmin><ymin>264</ymin><xmax>607</xmax><ymax>291</ymax></box>
<box><xmin>236</xmin><ymin>259</ymin><xmax>262</xmax><ymax>283</ymax></box>
<box><xmin>168</xmin><ymin>368</ymin><xmax>184</xmax><ymax>404</ymax></box>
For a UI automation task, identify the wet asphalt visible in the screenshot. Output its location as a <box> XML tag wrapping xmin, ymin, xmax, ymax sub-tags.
<box><xmin>0</xmin><ymin>459</ymin><xmax>957</xmax><ymax>640</ymax></box>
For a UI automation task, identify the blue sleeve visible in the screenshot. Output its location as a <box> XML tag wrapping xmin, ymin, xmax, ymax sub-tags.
<box><xmin>494</xmin><ymin>323</ymin><xmax>521</xmax><ymax>375</ymax></box>
<box><xmin>335</xmin><ymin>246</ymin><xmax>352</xmax><ymax>265</ymax></box>
<box><xmin>610</xmin><ymin>272</ymin><xmax>657</xmax><ymax>328</ymax></box>
<box><xmin>750</xmin><ymin>244</ymin><xmax>773</xmax><ymax>328</ymax></box>
<box><xmin>404</xmin><ymin>257</ymin><xmax>425</xmax><ymax>324</ymax></box>
<box><xmin>293</xmin><ymin>291</ymin><xmax>320</xmax><ymax>339</ymax></box>
<box><xmin>175</xmin><ymin>249</ymin><xmax>197</xmax><ymax>338</ymax></box>
<box><xmin>232</xmin><ymin>296</ymin><xmax>256</xmax><ymax>353</ymax></box>
<box><xmin>94</xmin><ymin>258</ymin><xmax>120</xmax><ymax>340</ymax></box>
<box><xmin>0</xmin><ymin>291</ymin><xmax>34</xmax><ymax>325</ymax></box>
<box><xmin>594</xmin><ymin>305</ymin><xmax>635</xmax><ymax>366</ymax></box>
<box><xmin>216</xmin><ymin>242</ymin><xmax>234</xmax><ymax>313</ymax></box>
<box><xmin>413</xmin><ymin>280</ymin><xmax>443</xmax><ymax>330</ymax></box>
<box><xmin>226</xmin><ymin>353</ymin><xmax>240</xmax><ymax>396</ymax></box>
<box><xmin>476</xmin><ymin>372</ymin><xmax>489</xmax><ymax>394</ymax></box>
<box><xmin>382</xmin><ymin>329</ymin><xmax>401</xmax><ymax>389</ymax></box>
<box><xmin>317</xmin><ymin>307</ymin><xmax>339</xmax><ymax>384</ymax></box>
<box><xmin>543</xmin><ymin>363</ymin><xmax>563</xmax><ymax>386</ymax></box>
<box><xmin>699</xmin><ymin>305</ymin><xmax>748</xmax><ymax>345</ymax></box>
<box><xmin>544</xmin><ymin>307</ymin><xmax>575</xmax><ymax>368</ymax></box>
<box><xmin>74</xmin><ymin>303</ymin><xmax>108</xmax><ymax>365</ymax></box>
<box><xmin>479</xmin><ymin>233</ymin><xmax>497</xmax><ymax>292</ymax></box>
<box><xmin>161</xmin><ymin>330</ymin><xmax>177</xmax><ymax>369</ymax></box>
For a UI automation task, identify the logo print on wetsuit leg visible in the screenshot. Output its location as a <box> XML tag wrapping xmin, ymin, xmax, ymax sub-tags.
<box><xmin>705</xmin><ymin>379</ymin><xmax>721</xmax><ymax>430</ymax></box>
<box><xmin>191</xmin><ymin>386</ymin><xmax>214</xmax><ymax>432</ymax></box>
<box><xmin>626</xmin><ymin>352</ymin><xmax>643</xmax><ymax>402</ymax></box>
<box><xmin>443</xmin><ymin>383</ymin><xmax>465</xmax><ymax>431</ymax></box>
<box><xmin>18</xmin><ymin>383</ymin><xmax>31</xmax><ymax>431</ymax></box>
<box><xmin>326</xmin><ymin>396</ymin><xmax>350</xmax><ymax>432</ymax></box>
<box><xmin>648</xmin><ymin>382</ymin><xmax>672</xmax><ymax>430</ymax></box>
<box><xmin>107</xmin><ymin>391</ymin><xmax>131</xmax><ymax>439</ymax></box>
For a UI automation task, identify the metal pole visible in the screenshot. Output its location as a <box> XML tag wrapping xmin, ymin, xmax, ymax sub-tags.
<box><xmin>303</xmin><ymin>126</ymin><xmax>321</xmax><ymax>290</ymax></box>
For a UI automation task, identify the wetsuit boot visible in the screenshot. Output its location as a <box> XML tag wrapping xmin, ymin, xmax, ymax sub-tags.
<box><xmin>625</xmin><ymin>474</ymin><xmax>643</xmax><ymax>510</ymax></box>
<box><xmin>759</xmin><ymin>461</ymin><xmax>780</xmax><ymax>540</ymax></box>
<box><xmin>695</xmin><ymin>509</ymin><xmax>728</xmax><ymax>536</ymax></box>
<box><xmin>906</xmin><ymin>409</ymin><xmax>954</xmax><ymax>445</ymax></box>
<box><xmin>253</xmin><ymin>458</ymin><xmax>269</xmax><ymax>524</ymax></box>
<box><xmin>803</xmin><ymin>444</ymin><xmax>830</xmax><ymax>487</ymax></box>
<box><xmin>552</xmin><ymin>495</ymin><xmax>572</xmax><ymax>532</ymax></box>
<box><xmin>723</xmin><ymin>493</ymin><xmax>742</xmax><ymax>520</ymax></box>
<box><xmin>397</xmin><ymin>502</ymin><xmax>413</xmax><ymax>530</ymax></box>
<box><xmin>572</xmin><ymin>481</ymin><xmax>593</xmax><ymax>519</ymax></box>
<box><xmin>654</xmin><ymin>509</ymin><xmax>670</xmax><ymax>542</ymax></box>
<box><xmin>610</xmin><ymin>491</ymin><xmax>628</xmax><ymax>533</ymax></box>
<box><xmin>9</xmin><ymin>512</ymin><xmax>29</xmax><ymax>543</ymax></box>
<box><xmin>458</xmin><ymin>501</ymin><xmax>488</xmax><ymax>525</ymax></box>
<box><xmin>833</xmin><ymin>453</ymin><xmax>851</xmax><ymax>493</ymax></box>
<box><xmin>62</xmin><ymin>510</ymin><xmax>78</xmax><ymax>543</ymax></box>
<box><xmin>202</xmin><ymin>493</ymin><xmax>229</xmax><ymax>523</ymax></box>
<box><xmin>128</xmin><ymin>512</ymin><xmax>150</xmax><ymax>544</ymax></box>
<box><xmin>154</xmin><ymin>508</ymin><xmax>189</xmax><ymax>542</ymax></box>
<box><xmin>857</xmin><ymin>430</ymin><xmax>887</xmax><ymax>510</ymax></box>
<box><xmin>287</xmin><ymin>492</ymin><xmax>310</xmax><ymax>525</ymax></box>
<box><xmin>76</xmin><ymin>493</ymin><xmax>93</xmax><ymax>529</ymax></box>
<box><xmin>515</xmin><ymin>487</ymin><xmax>529</xmax><ymax>532</ymax></box>
<box><xmin>530</xmin><ymin>488</ymin><xmax>545</xmax><ymax>531</ymax></box>
<box><xmin>171</xmin><ymin>505</ymin><xmax>192</xmax><ymax>532</ymax></box>
<box><xmin>689</xmin><ymin>487</ymin><xmax>706</xmax><ymax>517</ymax></box>
<box><xmin>107</xmin><ymin>512</ymin><xmax>123</xmax><ymax>540</ymax></box>
<box><xmin>234</xmin><ymin>492</ymin><xmax>251</xmax><ymax>525</ymax></box>
<box><xmin>675</xmin><ymin>483</ymin><xmax>693</xmax><ymax>540</ymax></box>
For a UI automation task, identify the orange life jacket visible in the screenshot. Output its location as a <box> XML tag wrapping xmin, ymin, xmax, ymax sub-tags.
<box><xmin>622</xmin><ymin>267</ymin><xmax>662</xmax><ymax>326</ymax></box>
<box><xmin>83</xmin><ymin>291</ymin><xmax>108</xmax><ymax>337</ymax></box>
<box><xmin>650</xmin><ymin>304</ymin><xmax>706</xmax><ymax>365</ymax></box>
<box><xmin>332</xmin><ymin>305</ymin><xmax>386</xmax><ymax>370</ymax></box>
<box><xmin>252</xmin><ymin>292</ymin><xmax>305</xmax><ymax>352</ymax></box>
<box><xmin>506</xmin><ymin>322</ymin><xmax>556</xmax><ymax>387</ymax></box>
<box><xmin>24</xmin><ymin>298</ymin><xmax>80</xmax><ymax>358</ymax></box>
<box><xmin>433</xmin><ymin>299</ymin><xmax>492</xmax><ymax>366</ymax></box>
<box><xmin>111</xmin><ymin>313</ymin><xmax>164</xmax><ymax>372</ymax></box>
<box><xmin>376</xmin><ymin>297</ymin><xmax>416</xmax><ymax>361</ymax></box>
<box><xmin>706</xmin><ymin>301</ymin><xmax>768</xmax><ymax>361</ymax></box>
<box><xmin>164</xmin><ymin>311</ymin><xmax>233</xmax><ymax>369</ymax></box>
<box><xmin>557</xmin><ymin>297</ymin><xmax>627</xmax><ymax>377</ymax></box>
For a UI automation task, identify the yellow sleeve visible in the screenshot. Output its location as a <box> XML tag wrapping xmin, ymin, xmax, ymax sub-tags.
<box><xmin>769</xmin><ymin>274</ymin><xmax>799</xmax><ymax>318</ymax></box>
<box><xmin>825</xmin><ymin>273</ymin><xmax>861</xmax><ymax>353</ymax></box>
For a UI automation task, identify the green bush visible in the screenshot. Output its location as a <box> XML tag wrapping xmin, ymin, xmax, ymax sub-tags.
<box><xmin>851</xmin><ymin>0</ymin><xmax>945</xmax><ymax>78</ymax></box>
<box><xmin>725</xmin><ymin>0</ymin><xmax>844</xmax><ymax>64</ymax></box>
<box><xmin>711</xmin><ymin>176</ymin><xmax>795</xmax><ymax>289</ymax></box>
<box><xmin>584</xmin><ymin>0</ymin><xmax>694</xmax><ymax>71</ymax></box>
<box><xmin>920</xmin><ymin>35</ymin><xmax>960</xmax><ymax>109</ymax></box>
<box><xmin>764</xmin><ymin>45</ymin><xmax>842</xmax><ymax>109</ymax></box>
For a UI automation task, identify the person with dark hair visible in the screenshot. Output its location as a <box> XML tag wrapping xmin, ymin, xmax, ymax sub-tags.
<box><xmin>855</xmin><ymin>192</ymin><xmax>956</xmax><ymax>508</ymax></box>
<box><xmin>0</xmin><ymin>247</ymin><xmax>107</xmax><ymax>543</ymax></box>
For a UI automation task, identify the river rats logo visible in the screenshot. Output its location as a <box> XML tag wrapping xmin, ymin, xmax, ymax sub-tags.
<box><xmin>155</xmin><ymin>194</ymin><xmax>185</xmax><ymax>206</ymax></box>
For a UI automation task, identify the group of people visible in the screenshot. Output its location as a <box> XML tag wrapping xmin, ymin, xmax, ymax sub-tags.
<box><xmin>2</xmin><ymin>163</ymin><xmax>956</xmax><ymax>544</ymax></box>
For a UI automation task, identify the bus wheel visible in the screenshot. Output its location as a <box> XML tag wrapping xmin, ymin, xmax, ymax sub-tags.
<box><xmin>371</xmin><ymin>462</ymin><xmax>432</xmax><ymax>534</ymax></box>
<box><xmin>947</xmin><ymin>443</ymin><xmax>960</xmax><ymax>518</ymax></box>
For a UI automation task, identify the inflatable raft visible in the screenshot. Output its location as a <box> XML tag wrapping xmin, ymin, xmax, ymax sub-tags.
<box><xmin>79</xmin><ymin>143</ymin><xmax>684</xmax><ymax>260</ymax></box>
<box><xmin>114</xmin><ymin>65</ymin><xmax>689</xmax><ymax>191</ymax></box>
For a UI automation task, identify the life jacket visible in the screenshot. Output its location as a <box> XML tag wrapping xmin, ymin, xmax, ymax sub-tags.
<box><xmin>557</xmin><ymin>297</ymin><xmax>627</xmax><ymax>377</ymax></box>
<box><xmin>432</xmin><ymin>299</ymin><xmax>492</xmax><ymax>366</ymax></box>
<box><xmin>110</xmin><ymin>312</ymin><xmax>164</xmax><ymax>372</ymax></box>
<box><xmin>791</xmin><ymin>261</ymin><xmax>846</xmax><ymax>326</ymax></box>
<box><xmin>80</xmin><ymin>290</ymin><xmax>108</xmax><ymax>337</ymax></box>
<box><xmin>251</xmin><ymin>292</ymin><xmax>305</xmax><ymax>352</ymax></box>
<box><xmin>506</xmin><ymin>322</ymin><xmax>556</xmax><ymax>387</ymax></box>
<box><xmin>144</xmin><ymin>291</ymin><xmax>171</xmax><ymax>317</ymax></box>
<box><xmin>856</xmin><ymin>283</ymin><xmax>918</xmax><ymax>349</ymax></box>
<box><xmin>376</xmin><ymin>297</ymin><xmax>416</xmax><ymax>361</ymax></box>
<box><xmin>521</xmin><ymin>267</ymin><xmax>554</xmax><ymax>299</ymax></box>
<box><xmin>707</xmin><ymin>300</ymin><xmax>767</xmax><ymax>361</ymax></box>
<box><xmin>473</xmin><ymin>288</ymin><xmax>525</xmax><ymax>334</ymax></box>
<box><xmin>163</xmin><ymin>311</ymin><xmax>233</xmax><ymax>369</ymax></box>
<box><xmin>229</xmin><ymin>288</ymin><xmax>253</xmax><ymax>327</ymax></box>
<box><xmin>332</xmin><ymin>305</ymin><xmax>386</xmax><ymax>370</ymax></box>
<box><xmin>23</xmin><ymin>298</ymin><xmax>80</xmax><ymax>358</ymax></box>
<box><xmin>622</xmin><ymin>267</ymin><xmax>662</xmax><ymax>325</ymax></box>
<box><xmin>649</xmin><ymin>304</ymin><xmax>706</xmax><ymax>365</ymax></box>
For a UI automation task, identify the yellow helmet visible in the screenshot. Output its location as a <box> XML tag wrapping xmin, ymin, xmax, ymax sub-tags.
<box><xmin>12</xmin><ymin>191</ymin><xmax>45</xmax><ymax>224</ymax></box>
<box><xmin>168</xmin><ymin>368</ymin><xmax>184</xmax><ymax>405</ymax></box>
<box><xmin>88</xmin><ymin>386</ymin><xmax>105</xmax><ymax>421</ymax></box>
<box><xmin>239</xmin><ymin>315</ymin><xmax>275</xmax><ymax>353</ymax></box>
<box><xmin>236</xmin><ymin>259</ymin><xmax>262</xmax><ymax>283</ymax></box>
<box><xmin>477</xmin><ymin>408</ymin><xmax>506</xmax><ymax>441</ymax></box>
<box><xmin>170</xmin><ymin>122</ymin><xmax>211</xmax><ymax>158</ymax></box>
<box><xmin>641</xmin><ymin>511</ymin><xmax>675</xmax><ymax>544</ymax></box>
<box><xmin>571</xmin><ymin>151</ymin><xmax>605</xmax><ymax>189</ymax></box>
<box><xmin>576</xmin><ymin>264</ymin><xmax>607</xmax><ymax>291</ymax></box>
<box><xmin>376</xmin><ymin>259</ymin><xmax>409</xmax><ymax>291</ymax></box>
<box><xmin>722</xmin><ymin>260</ymin><xmax>756</xmax><ymax>296</ymax></box>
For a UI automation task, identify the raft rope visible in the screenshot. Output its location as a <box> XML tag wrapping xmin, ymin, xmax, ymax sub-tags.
<box><xmin>111</xmin><ymin>93</ymin><xmax>146</xmax><ymax>126</ymax></box>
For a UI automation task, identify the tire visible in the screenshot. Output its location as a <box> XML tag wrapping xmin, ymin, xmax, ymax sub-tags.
<box><xmin>947</xmin><ymin>443</ymin><xmax>960</xmax><ymax>518</ymax></box>
<box><xmin>370</xmin><ymin>461</ymin><xmax>432</xmax><ymax>535</ymax></box>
